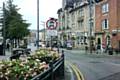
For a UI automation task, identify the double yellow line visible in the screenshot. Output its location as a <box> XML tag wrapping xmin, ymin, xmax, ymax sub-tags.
<box><xmin>67</xmin><ymin>62</ymin><xmax>85</xmax><ymax>80</ymax></box>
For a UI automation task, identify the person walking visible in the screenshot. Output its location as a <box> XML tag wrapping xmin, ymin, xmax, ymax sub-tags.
<box><xmin>85</xmin><ymin>45</ymin><xmax>88</xmax><ymax>53</ymax></box>
<box><xmin>7</xmin><ymin>43</ymin><xmax>10</xmax><ymax>51</ymax></box>
<box><xmin>96</xmin><ymin>44</ymin><xmax>101</xmax><ymax>54</ymax></box>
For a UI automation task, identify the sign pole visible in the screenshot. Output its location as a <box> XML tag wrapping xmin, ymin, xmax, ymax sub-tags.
<box><xmin>51</xmin><ymin>36</ymin><xmax>52</xmax><ymax>50</ymax></box>
<box><xmin>37</xmin><ymin>0</ymin><xmax>39</xmax><ymax>49</ymax></box>
<box><xmin>46</xmin><ymin>18</ymin><xmax>58</xmax><ymax>50</ymax></box>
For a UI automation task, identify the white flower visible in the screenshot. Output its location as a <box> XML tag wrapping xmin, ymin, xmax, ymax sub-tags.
<box><xmin>42</xmin><ymin>62</ymin><xmax>46</xmax><ymax>64</ymax></box>
<box><xmin>36</xmin><ymin>59</ymin><xmax>40</xmax><ymax>62</ymax></box>
<box><xmin>26</xmin><ymin>66</ymin><xmax>30</xmax><ymax>69</ymax></box>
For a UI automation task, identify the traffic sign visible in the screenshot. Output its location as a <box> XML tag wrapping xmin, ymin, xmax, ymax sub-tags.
<box><xmin>46</xmin><ymin>19</ymin><xmax>57</xmax><ymax>30</ymax></box>
<box><xmin>47</xmin><ymin>30</ymin><xmax>57</xmax><ymax>36</ymax></box>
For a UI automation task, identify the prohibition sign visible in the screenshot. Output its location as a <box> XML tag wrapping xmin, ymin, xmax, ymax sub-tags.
<box><xmin>46</xmin><ymin>19</ymin><xmax>57</xmax><ymax>30</ymax></box>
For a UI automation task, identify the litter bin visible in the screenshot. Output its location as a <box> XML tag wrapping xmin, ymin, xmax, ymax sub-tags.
<box><xmin>108</xmin><ymin>48</ymin><xmax>113</xmax><ymax>55</ymax></box>
<box><xmin>0</xmin><ymin>45</ymin><xmax>3</xmax><ymax>55</ymax></box>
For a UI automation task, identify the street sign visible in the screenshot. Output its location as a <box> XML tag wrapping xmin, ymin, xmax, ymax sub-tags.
<box><xmin>46</xmin><ymin>19</ymin><xmax>57</xmax><ymax>30</ymax></box>
<box><xmin>47</xmin><ymin>30</ymin><xmax>57</xmax><ymax>36</ymax></box>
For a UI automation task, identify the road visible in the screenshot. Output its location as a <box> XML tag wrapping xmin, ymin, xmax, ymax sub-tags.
<box><xmin>64</xmin><ymin>49</ymin><xmax>120</xmax><ymax>80</ymax></box>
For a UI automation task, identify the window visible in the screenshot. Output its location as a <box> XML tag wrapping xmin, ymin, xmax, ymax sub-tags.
<box><xmin>102</xmin><ymin>19</ymin><xmax>109</xmax><ymax>29</ymax></box>
<box><xmin>72</xmin><ymin>13</ymin><xmax>75</xmax><ymax>21</ymax></box>
<box><xmin>78</xmin><ymin>8</ymin><xmax>84</xmax><ymax>17</ymax></box>
<box><xmin>102</xmin><ymin>3</ymin><xmax>109</xmax><ymax>13</ymax></box>
<box><xmin>90</xmin><ymin>5</ymin><xmax>94</xmax><ymax>17</ymax></box>
<box><xmin>78</xmin><ymin>20</ymin><xmax>84</xmax><ymax>28</ymax></box>
<box><xmin>106</xmin><ymin>36</ymin><xmax>110</xmax><ymax>46</ymax></box>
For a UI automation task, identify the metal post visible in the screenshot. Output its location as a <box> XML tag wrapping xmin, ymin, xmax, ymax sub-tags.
<box><xmin>37</xmin><ymin>0</ymin><xmax>39</xmax><ymax>49</ymax></box>
<box><xmin>43</xmin><ymin>22</ymin><xmax>45</xmax><ymax>48</ymax></box>
<box><xmin>49</xmin><ymin>61</ymin><xmax>53</xmax><ymax>80</ymax></box>
<box><xmin>3</xmin><ymin>2</ymin><xmax>6</xmax><ymax>55</ymax></box>
<box><xmin>61</xmin><ymin>51</ymin><xmax>64</xmax><ymax>77</ymax></box>
<box><xmin>89</xmin><ymin>0</ymin><xmax>93</xmax><ymax>53</ymax></box>
<box><xmin>51</xmin><ymin>36</ymin><xmax>52</xmax><ymax>50</ymax></box>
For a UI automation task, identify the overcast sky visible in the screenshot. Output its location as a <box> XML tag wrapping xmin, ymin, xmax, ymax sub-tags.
<box><xmin>0</xmin><ymin>0</ymin><xmax>62</xmax><ymax>30</ymax></box>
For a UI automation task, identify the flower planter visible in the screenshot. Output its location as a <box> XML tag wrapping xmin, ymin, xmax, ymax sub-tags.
<box><xmin>0</xmin><ymin>48</ymin><xmax>64</xmax><ymax>80</ymax></box>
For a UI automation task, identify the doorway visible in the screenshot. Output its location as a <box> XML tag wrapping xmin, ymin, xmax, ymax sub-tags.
<box><xmin>97</xmin><ymin>38</ymin><xmax>101</xmax><ymax>49</ymax></box>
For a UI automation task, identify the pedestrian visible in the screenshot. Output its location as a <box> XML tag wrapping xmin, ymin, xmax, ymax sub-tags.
<box><xmin>102</xmin><ymin>43</ymin><xmax>106</xmax><ymax>53</ymax></box>
<box><xmin>85</xmin><ymin>45</ymin><xmax>88</xmax><ymax>53</ymax></box>
<box><xmin>7</xmin><ymin>43</ymin><xmax>10</xmax><ymax>51</ymax></box>
<box><xmin>92</xmin><ymin>45</ymin><xmax>96</xmax><ymax>53</ymax></box>
<box><xmin>96</xmin><ymin>44</ymin><xmax>101</xmax><ymax>54</ymax></box>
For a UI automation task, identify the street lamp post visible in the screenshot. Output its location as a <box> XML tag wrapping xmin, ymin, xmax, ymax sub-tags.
<box><xmin>3</xmin><ymin>2</ymin><xmax>6</xmax><ymax>55</ymax></box>
<box><xmin>37</xmin><ymin>0</ymin><xmax>39</xmax><ymax>49</ymax></box>
<box><xmin>89</xmin><ymin>0</ymin><xmax>93</xmax><ymax>53</ymax></box>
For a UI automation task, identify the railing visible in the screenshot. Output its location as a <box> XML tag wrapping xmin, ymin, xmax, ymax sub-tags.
<box><xmin>32</xmin><ymin>53</ymin><xmax>64</xmax><ymax>80</ymax></box>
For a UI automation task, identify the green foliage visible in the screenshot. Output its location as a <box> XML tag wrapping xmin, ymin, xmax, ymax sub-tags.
<box><xmin>62</xmin><ymin>27</ymin><xmax>65</xmax><ymax>30</ymax></box>
<box><xmin>4</xmin><ymin>0</ymin><xmax>30</xmax><ymax>40</ymax></box>
<box><xmin>63</xmin><ymin>33</ymin><xmax>67</xmax><ymax>40</ymax></box>
<box><xmin>71</xmin><ymin>36</ymin><xmax>76</xmax><ymax>40</ymax></box>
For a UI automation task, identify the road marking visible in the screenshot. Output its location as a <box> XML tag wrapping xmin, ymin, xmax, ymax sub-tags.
<box><xmin>65</xmin><ymin>63</ymin><xmax>74</xmax><ymax>80</ymax></box>
<box><xmin>73</xmin><ymin>64</ymin><xmax>85</xmax><ymax>80</ymax></box>
<box><xmin>66</xmin><ymin>61</ymin><xmax>84</xmax><ymax>80</ymax></box>
<box><xmin>70</xmin><ymin>63</ymin><xmax>81</xmax><ymax>80</ymax></box>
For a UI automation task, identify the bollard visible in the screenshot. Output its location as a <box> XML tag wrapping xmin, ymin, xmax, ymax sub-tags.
<box><xmin>62</xmin><ymin>50</ymin><xmax>64</xmax><ymax>54</ymax></box>
<box><xmin>58</xmin><ymin>51</ymin><xmax>65</xmax><ymax>78</ymax></box>
<box><xmin>49</xmin><ymin>61</ymin><xmax>54</xmax><ymax>80</ymax></box>
<box><xmin>61</xmin><ymin>53</ymin><xmax>65</xmax><ymax>77</ymax></box>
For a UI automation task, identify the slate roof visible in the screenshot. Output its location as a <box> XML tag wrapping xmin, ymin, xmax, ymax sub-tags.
<box><xmin>63</xmin><ymin>0</ymin><xmax>80</xmax><ymax>9</ymax></box>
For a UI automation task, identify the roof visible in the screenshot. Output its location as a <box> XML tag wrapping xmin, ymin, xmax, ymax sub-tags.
<box><xmin>63</xmin><ymin>0</ymin><xmax>80</xmax><ymax>9</ymax></box>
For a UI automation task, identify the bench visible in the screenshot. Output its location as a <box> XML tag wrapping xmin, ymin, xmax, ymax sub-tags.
<box><xmin>10</xmin><ymin>48</ymin><xmax>31</xmax><ymax>60</ymax></box>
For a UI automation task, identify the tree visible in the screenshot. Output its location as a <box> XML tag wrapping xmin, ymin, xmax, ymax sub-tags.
<box><xmin>4</xmin><ymin>0</ymin><xmax>30</xmax><ymax>48</ymax></box>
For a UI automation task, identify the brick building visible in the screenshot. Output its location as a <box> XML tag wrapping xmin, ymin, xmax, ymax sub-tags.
<box><xmin>95</xmin><ymin>0</ymin><xmax>120</xmax><ymax>50</ymax></box>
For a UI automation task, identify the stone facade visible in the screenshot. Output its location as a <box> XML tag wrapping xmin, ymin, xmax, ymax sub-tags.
<box><xmin>57</xmin><ymin>0</ymin><xmax>95</xmax><ymax>49</ymax></box>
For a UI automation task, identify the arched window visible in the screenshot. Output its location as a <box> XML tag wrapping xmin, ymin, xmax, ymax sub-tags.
<box><xmin>98</xmin><ymin>38</ymin><xmax>101</xmax><ymax>45</ymax></box>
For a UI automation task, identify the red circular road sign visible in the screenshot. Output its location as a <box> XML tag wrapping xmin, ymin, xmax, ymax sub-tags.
<box><xmin>46</xmin><ymin>19</ymin><xmax>57</xmax><ymax>30</ymax></box>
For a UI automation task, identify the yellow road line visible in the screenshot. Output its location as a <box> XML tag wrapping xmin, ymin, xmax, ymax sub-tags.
<box><xmin>66</xmin><ymin>61</ymin><xmax>85</xmax><ymax>80</ymax></box>
<box><xmin>70</xmin><ymin>63</ymin><xmax>81</xmax><ymax>80</ymax></box>
<box><xmin>72</xmin><ymin>64</ymin><xmax>85</xmax><ymax>80</ymax></box>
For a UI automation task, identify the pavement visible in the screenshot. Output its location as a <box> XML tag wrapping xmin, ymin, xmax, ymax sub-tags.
<box><xmin>0</xmin><ymin>50</ymin><xmax>11</xmax><ymax>60</ymax></box>
<box><xmin>63</xmin><ymin>48</ymin><xmax>120</xmax><ymax>57</ymax></box>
